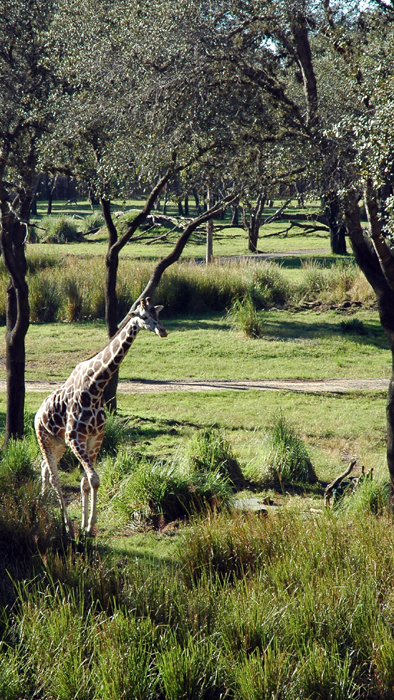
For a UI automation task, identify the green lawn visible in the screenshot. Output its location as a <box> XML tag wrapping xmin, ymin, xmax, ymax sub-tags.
<box><xmin>30</xmin><ymin>197</ymin><xmax>332</xmax><ymax>261</ymax></box>
<box><xmin>1</xmin><ymin>309</ymin><xmax>388</xmax><ymax>383</ymax></box>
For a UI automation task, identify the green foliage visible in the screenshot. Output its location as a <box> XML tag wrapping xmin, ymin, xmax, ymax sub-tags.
<box><xmin>99</xmin><ymin>413</ymin><xmax>133</xmax><ymax>457</ymax></box>
<box><xmin>250</xmin><ymin>263</ymin><xmax>291</xmax><ymax>308</ymax></box>
<box><xmin>29</xmin><ymin>271</ymin><xmax>62</xmax><ymax>322</ymax></box>
<box><xmin>39</xmin><ymin>216</ymin><xmax>82</xmax><ymax>243</ymax></box>
<box><xmin>82</xmin><ymin>212</ymin><xmax>105</xmax><ymax>232</ymax></box>
<box><xmin>254</xmin><ymin>412</ymin><xmax>316</xmax><ymax>486</ymax></box>
<box><xmin>0</xmin><ymin>435</ymin><xmax>38</xmax><ymax>489</ymax></box>
<box><xmin>228</xmin><ymin>294</ymin><xmax>263</xmax><ymax>338</ymax></box>
<box><xmin>109</xmin><ymin>458</ymin><xmax>232</xmax><ymax>524</ymax></box>
<box><xmin>340</xmin><ymin>475</ymin><xmax>390</xmax><ymax>517</ymax></box>
<box><xmin>185</xmin><ymin>427</ymin><xmax>244</xmax><ymax>488</ymax></box>
<box><xmin>156</xmin><ymin>632</ymin><xmax>223</xmax><ymax>700</ymax></box>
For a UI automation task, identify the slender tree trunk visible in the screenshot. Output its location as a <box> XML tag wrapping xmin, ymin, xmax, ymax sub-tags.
<box><xmin>184</xmin><ymin>194</ymin><xmax>189</xmax><ymax>217</ymax></box>
<box><xmin>231</xmin><ymin>202</ymin><xmax>239</xmax><ymax>227</ymax></box>
<box><xmin>206</xmin><ymin>187</ymin><xmax>214</xmax><ymax>263</ymax></box>
<box><xmin>344</xmin><ymin>189</ymin><xmax>394</xmax><ymax>498</ymax></box>
<box><xmin>102</xmin><ymin>199</ymin><xmax>120</xmax><ymax>410</ymax></box>
<box><xmin>193</xmin><ymin>188</ymin><xmax>202</xmax><ymax>214</ymax></box>
<box><xmin>0</xmin><ymin>210</ymin><xmax>30</xmax><ymax>441</ymax></box>
<box><xmin>324</xmin><ymin>193</ymin><xmax>347</xmax><ymax>255</ymax></box>
<box><xmin>46</xmin><ymin>174</ymin><xmax>58</xmax><ymax>215</ymax></box>
<box><xmin>248</xmin><ymin>192</ymin><xmax>265</xmax><ymax>252</ymax></box>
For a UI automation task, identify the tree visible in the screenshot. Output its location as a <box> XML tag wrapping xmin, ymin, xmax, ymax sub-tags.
<box><xmin>0</xmin><ymin>0</ymin><xmax>58</xmax><ymax>440</ymax></box>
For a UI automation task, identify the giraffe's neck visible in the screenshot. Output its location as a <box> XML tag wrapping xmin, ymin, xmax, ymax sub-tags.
<box><xmin>83</xmin><ymin>316</ymin><xmax>141</xmax><ymax>388</ymax></box>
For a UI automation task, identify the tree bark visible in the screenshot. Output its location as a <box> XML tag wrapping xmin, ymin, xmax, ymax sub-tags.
<box><xmin>248</xmin><ymin>192</ymin><xmax>265</xmax><ymax>252</ymax></box>
<box><xmin>206</xmin><ymin>187</ymin><xmax>214</xmax><ymax>263</ymax></box>
<box><xmin>324</xmin><ymin>193</ymin><xmax>347</xmax><ymax>255</ymax></box>
<box><xmin>344</xmin><ymin>190</ymin><xmax>394</xmax><ymax>498</ymax></box>
<box><xmin>0</xmin><ymin>210</ymin><xmax>30</xmax><ymax>441</ymax></box>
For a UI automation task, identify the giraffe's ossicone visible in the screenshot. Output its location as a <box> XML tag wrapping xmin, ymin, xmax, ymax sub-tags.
<box><xmin>35</xmin><ymin>298</ymin><xmax>167</xmax><ymax>536</ymax></box>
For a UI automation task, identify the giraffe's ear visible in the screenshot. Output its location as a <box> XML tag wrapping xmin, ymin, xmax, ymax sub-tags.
<box><xmin>146</xmin><ymin>297</ymin><xmax>151</xmax><ymax>305</ymax></box>
<box><xmin>154</xmin><ymin>305</ymin><xmax>164</xmax><ymax>315</ymax></box>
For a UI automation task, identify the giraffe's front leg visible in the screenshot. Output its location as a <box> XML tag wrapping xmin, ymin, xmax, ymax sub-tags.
<box><xmin>67</xmin><ymin>431</ymin><xmax>103</xmax><ymax>535</ymax></box>
<box><xmin>80</xmin><ymin>473</ymin><xmax>90</xmax><ymax>531</ymax></box>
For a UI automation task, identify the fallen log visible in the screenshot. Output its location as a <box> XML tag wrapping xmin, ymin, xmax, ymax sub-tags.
<box><xmin>323</xmin><ymin>460</ymin><xmax>357</xmax><ymax>508</ymax></box>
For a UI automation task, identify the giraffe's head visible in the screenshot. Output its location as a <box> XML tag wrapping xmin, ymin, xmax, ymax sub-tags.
<box><xmin>131</xmin><ymin>298</ymin><xmax>168</xmax><ymax>337</ymax></box>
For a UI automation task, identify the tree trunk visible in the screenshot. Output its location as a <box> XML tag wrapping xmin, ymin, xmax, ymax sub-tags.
<box><xmin>324</xmin><ymin>194</ymin><xmax>347</xmax><ymax>255</ymax></box>
<box><xmin>344</xmin><ymin>189</ymin><xmax>394</xmax><ymax>497</ymax></box>
<box><xmin>193</xmin><ymin>188</ymin><xmax>202</xmax><ymax>214</ymax></box>
<box><xmin>0</xmin><ymin>212</ymin><xmax>30</xmax><ymax>442</ymax></box>
<box><xmin>206</xmin><ymin>187</ymin><xmax>214</xmax><ymax>263</ymax></box>
<box><xmin>46</xmin><ymin>174</ymin><xmax>58</xmax><ymax>215</ymax></box>
<box><xmin>231</xmin><ymin>204</ymin><xmax>239</xmax><ymax>227</ymax></box>
<box><xmin>184</xmin><ymin>194</ymin><xmax>189</xmax><ymax>217</ymax></box>
<box><xmin>102</xmin><ymin>199</ymin><xmax>120</xmax><ymax>410</ymax></box>
<box><xmin>248</xmin><ymin>192</ymin><xmax>265</xmax><ymax>253</ymax></box>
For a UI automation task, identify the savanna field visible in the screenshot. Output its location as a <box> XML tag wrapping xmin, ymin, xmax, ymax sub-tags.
<box><xmin>1</xmin><ymin>200</ymin><xmax>394</xmax><ymax>699</ymax></box>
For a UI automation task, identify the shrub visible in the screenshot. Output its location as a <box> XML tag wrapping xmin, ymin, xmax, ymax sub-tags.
<box><xmin>0</xmin><ymin>435</ymin><xmax>39</xmax><ymax>490</ymax></box>
<box><xmin>109</xmin><ymin>458</ymin><xmax>232</xmax><ymax>524</ymax></box>
<box><xmin>83</xmin><ymin>212</ymin><xmax>105</xmax><ymax>232</ymax></box>
<box><xmin>256</xmin><ymin>412</ymin><xmax>316</xmax><ymax>486</ymax></box>
<box><xmin>340</xmin><ymin>474</ymin><xmax>390</xmax><ymax>517</ymax></box>
<box><xmin>28</xmin><ymin>270</ymin><xmax>62</xmax><ymax>322</ymax></box>
<box><xmin>40</xmin><ymin>216</ymin><xmax>81</xmax><ymax>243</ymax></box>
<box><xmin>184</xmin><ymin>427</ymin><xmax>244</xmax><ymax>489</ymax></box>
<box><xmin>228</xmin><ymin>294</ymin><xmax>263</xmax><ymax>338</ymax></box>
<box><xmin>250</xmin><ymin>262</ymin><xmax>290</xmax><ymax>307</ymax></box>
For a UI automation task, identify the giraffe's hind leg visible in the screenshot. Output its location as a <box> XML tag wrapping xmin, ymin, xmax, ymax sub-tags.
<box><xmin>35</xmin><ymin>421</ymin><xmax>71</xmax><ymax>534</ymax></box>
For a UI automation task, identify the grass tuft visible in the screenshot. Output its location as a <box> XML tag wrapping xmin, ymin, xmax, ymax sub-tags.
<box><xmin>252</xmin><ymin>412</ymin><xmax>316</xmax><ymax>486</ymax></box>
<box><xmin>184</xmin><ymin>427</ymin><xmax>245</xmax><ymax>489</ymax></box>
<box><xmin>228</xmin><ymin>295</ymin><xmax>263</xmax><ymax>338</ymax></box>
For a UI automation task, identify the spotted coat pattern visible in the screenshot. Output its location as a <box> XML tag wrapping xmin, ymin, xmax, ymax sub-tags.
<box><xmin>35</xmin><ymin>299</ymin><xmax>167</xmax><ymax>535</ymax></box>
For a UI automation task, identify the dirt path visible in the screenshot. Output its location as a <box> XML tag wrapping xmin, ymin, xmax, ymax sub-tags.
<box><xmin>1</xmin><ymin>377</ymin><xmax>387</xmax><ymax>395</ymax></box>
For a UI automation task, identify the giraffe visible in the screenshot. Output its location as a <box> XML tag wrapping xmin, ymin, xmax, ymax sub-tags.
<box><xmin>34</xmin><ymin>298</ymin><xmax>167</xmax><ymax>536</ymax></box>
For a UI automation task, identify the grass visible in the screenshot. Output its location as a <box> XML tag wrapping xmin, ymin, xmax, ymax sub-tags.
<box><xmin>1</xmin><ymin>198</ymin><xmax>393</xmax><ymax>696</ymax></box>
<box><xmin>0</xmin><ymin>308</ymin><xmax>388</xmax><ymax>383</ymax></box>
<box><xmin>29</xmin><ymin>197</ymin><xmax>330</xmax><ymax>261</ymax></box>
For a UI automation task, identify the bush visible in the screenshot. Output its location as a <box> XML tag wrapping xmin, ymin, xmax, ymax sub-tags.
<box><xmin>39</xmin><ymin>216</ymin><xmax>81</xmax><ymax>243</ymax></box>
<box><xmin>184</xmin><ymin>427</ymin><xmax>244</xmax><ymax>489</ymax></box>
<box><xmin>28</xmin><ymin>270</ymin><xmax>62</xmax><ymax>322</ymax></box>
<box><xmin>250</xmin><ymin>262</ymin><xmax>290</xmax><ymax>308</ymax></box>
<box><xmin>106</xmin><ymin>456</ymin><xmax>232</xmax><ymax>525</ymax></box>
<box><xmin>82</xmin><ymin>212</ymin><xmax>105</xmax><ymax>232</ymax></box>
<box><xmin>228</xmin><ymin>294</ymin><xmax>263</xmax><ymax>338</ymax></box>
<box><xmin>0</xmin><ymin>435</ymin><xmax>39</xmax><ymax>490</ymax></box>
<box><xmin>340</xmin><ymin>474</ymin><xmax>390</xmax><ymax>517</ymax></box>
<box><xmin>256</xmin><ymin>412</ymin><xmax>316</xmax><ymax>486</ymax></box>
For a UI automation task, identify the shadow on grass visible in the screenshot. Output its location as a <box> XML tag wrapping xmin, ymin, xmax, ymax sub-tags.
<box><xmin>261</xmin><ymin>316</ymin><xmax>388</xmax><ymax>349</ymax></box>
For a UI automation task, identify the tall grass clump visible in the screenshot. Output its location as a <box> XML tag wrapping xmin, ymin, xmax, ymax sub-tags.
<box><xmin>28</xmin><ymin>270</ymin><xmax>62</xmax><ymax>322</ymax></box>
<box><xmin>109</xmin><ymin>458</ymin><xmax>232</xmax><ymax>525</ymax></box>
<box><xmin>249</xmin><ymin>262</ymin><xmax>290</xmax><ymax>308</ymax></box>
<box><xmin>339</xmin><ymin>473</ymin><xmax>390</xmax><ymax>517</ymax></box>
<box><xmin>82</xmin><ymin>211</ymin><xmax>105</xmax><ymax>232</ymax></box>
<box><xmin>184</xmin><ymin>427</ymin><xmax>244</xmax><ymax>489</ymax></box>
<box><xmin>0</xmin><ymin>434</ymin><xmax>65</xmax><ymax>606</ymax></box>
<box><xmin>39</xmin><ymin>215</ymin><xmax>81</xmax><ymax>243</ymax></box>
<box><xmin>228</xmin><ymin>294</ymin><xmax>263</xmax><ymax>338</ymax></box>
<box><xmin>251</xmin><ymin>412</ymin><xmax>316</xmax><ymax>486</ymax></box>
<box><xmin>299</xmin><ymin>260</ymin><xmax>375</xmax><ymax>306</ymax></box>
